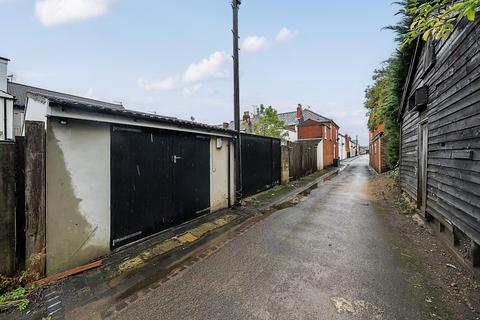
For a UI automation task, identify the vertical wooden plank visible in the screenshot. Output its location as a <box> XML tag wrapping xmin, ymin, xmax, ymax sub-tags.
<box><xmin>15</xmin><ymin>137</ymin><xmax>26</xmax><ymax>270</ymax></box>
<box><xmin>0</xmin><ymin>141</ymin><xmax>16</xmax><ymax>276</ymax></box>
<box><xmin>24</xmin><ymin>121</ymin><xmax>46</xmax><ymax>277</ymax></box>
<box><xmin>281</xmin><ymin>145</ymin><xmax>289</xmax><ymax>185</ymax></box>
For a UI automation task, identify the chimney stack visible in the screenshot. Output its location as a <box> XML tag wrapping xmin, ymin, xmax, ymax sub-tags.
<box><xmin>222</xmin><ymin>122</ymin><xmax>230</xmax><ymax>129</ymax></box>
<box><xmin>0</xmin><ymin>57</ymin><xmax>9</xmax><ymax>93</ymax></box>
<box><xmin>296</xmin><ymin>104</ymin><xmax>303</xmax><ymax>119</ymax></box>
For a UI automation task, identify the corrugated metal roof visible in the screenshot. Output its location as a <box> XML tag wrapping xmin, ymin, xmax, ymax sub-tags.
<box><xmin>41</xmin><ymin>94</ymin><xmax>235</xmax><ymax>135</ymax></box>
<box><xmin>7</xmin><ymin>82</ymin><xmax>124</xmax><ymax>110</ymax></box>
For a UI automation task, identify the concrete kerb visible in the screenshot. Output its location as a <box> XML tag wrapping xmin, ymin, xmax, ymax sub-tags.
<box><xmin>266</xmin><ymin>166</ymin><xmax>343</xmax><ymax>211</ymax></box>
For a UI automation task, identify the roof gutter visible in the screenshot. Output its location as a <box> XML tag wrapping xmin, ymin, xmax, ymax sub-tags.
<box><xmin>47</xmin><ymin>99</ymin><xmax>235</xmax><ymax>138</ymax></box>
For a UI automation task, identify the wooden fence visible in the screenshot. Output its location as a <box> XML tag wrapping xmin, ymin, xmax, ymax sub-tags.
<box><xmin>288</xmin><ymin>140</ymin><xmax>320</xmax><ymax>180</ymax></box>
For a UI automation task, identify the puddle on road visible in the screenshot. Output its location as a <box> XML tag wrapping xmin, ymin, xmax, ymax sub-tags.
<box><xmin>272</xmin><ymin>183</ymin><xmax>319</xmax><ymax>210</ymax></box>
<box><xmin>266</xmin><ymin>171</ymin><xmax>340</xmax><ymax>213</ymax></box>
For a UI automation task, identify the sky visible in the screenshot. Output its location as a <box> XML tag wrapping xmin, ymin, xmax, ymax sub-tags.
<box><xmin>0</xmin><ymin>0</ymin><xmax>400</xmax><ymax>145</ymax></box>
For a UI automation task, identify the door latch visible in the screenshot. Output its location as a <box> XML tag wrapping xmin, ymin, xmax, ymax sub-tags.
<box><xmin>172</xmin><ymin>155</ymin><xmax>182</xmax><ymax>163</ymax></box>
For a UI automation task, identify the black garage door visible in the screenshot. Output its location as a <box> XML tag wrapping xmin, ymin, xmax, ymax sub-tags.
<box><xmin>110</xmin><ymin>125</ymin><xmax>210</xmax><ymax>248</ymax></box>
<box><xmin>240</xmin><ymin>134</ymin><xmax>281</xmax><ymax>197</ymax></box>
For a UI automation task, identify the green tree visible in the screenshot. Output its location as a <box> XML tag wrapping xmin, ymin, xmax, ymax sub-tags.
<box><xmin>404</xmin><ymin>0</ymin><xmax>480</xmax><ymax>46</ymax></box>
<box><xmin>252</xmin><ymin>105</ymin><xmax>287</xmax><ymax>139</ymax></box>
<box><xmin>365</xmin><ymin>0</ymin><xmax>418</xmax><ymax>169</ymax></box>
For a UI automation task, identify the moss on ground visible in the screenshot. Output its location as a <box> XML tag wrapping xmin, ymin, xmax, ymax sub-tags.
<box><xmin>389</xmin><ymin>232</ymin><xmax>451</xmax><ymax>320</ymax></box>
<box><xmin>245</xmin><ymin>168</ymin><xmax>336</xmax><ymax>208</ymax></box>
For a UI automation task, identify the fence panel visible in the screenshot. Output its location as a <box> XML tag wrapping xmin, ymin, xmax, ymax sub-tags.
<box><xmin>0</xmin><ymin>141</ymin><xmax>16</xmax><ymax>276</ymax></box>
<box><xmin>240</xmin><ymin>134</ymin><xmax>281</xmax><ymax>197</ymax></box>
<box><xmin>288</xmin><ymin>140</ymin><xmax>318</xmax><ymax>180</ymax></box>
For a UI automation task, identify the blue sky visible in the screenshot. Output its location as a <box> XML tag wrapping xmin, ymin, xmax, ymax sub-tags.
<box><xmin>0</xmin><ymin>0</ymin><xmax>400</xmax><ymax>144</ymax></box>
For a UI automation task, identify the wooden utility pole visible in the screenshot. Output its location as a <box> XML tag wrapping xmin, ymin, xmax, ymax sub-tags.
<box><xmin>232</xmin><ymin>0</ymin><xmax>242</xmax><ymax>202</ymax></box>
<box><xmin>25</xmin><ymin>121</ymin><xmax>46</xmax><ymax>277</ymax></box>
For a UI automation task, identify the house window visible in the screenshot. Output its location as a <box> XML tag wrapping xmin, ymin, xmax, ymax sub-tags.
<box><xmin>329</xmin><ymin>127</ymin><xmax>332</xmax><ymax>140</ymax></box>
<box><xmin>374</xmin><ymin>144</ymin><xmax>377</xmax><ymax>154</ymax></box>
<box><xmin>324</xmin><ymin>127</ymin><xmax>326</xmax><ymax>140</ymax></box>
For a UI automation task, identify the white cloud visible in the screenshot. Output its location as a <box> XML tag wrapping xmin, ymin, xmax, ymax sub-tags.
<box><xmin>183</xmin><ymin>51</ymin><xmax>230</xmax><ymax>83</ymax></box>
<box><xmin>137</xmin><ymin>51</ymin><xmax>230</xmax><ymax>93</ymax></box>
<box><xmin>85</xmin><ymin>88</ymin><xmax>94</xmax><ymax>98</ymax></box>
<box><xmin>137</xmin><ymin>76</ymin><xmax>179</xmax><ymax>91</ymax></box>
<box><xmin>242</xmin><ymin>36</ymin><xmax>268</xmax><ymax>52</ymax></box>
<box><xmin>35</xmin><ymin>0</ymin><xmax>112</xmax><ymax>27</ymax></box>
<box><xmin>182</xmin><ymin>84</ymin><xmax>203</xmax><ymax>97</ymax></box>
<box><xmin>276</xmin><ymin>27</ymin><xmax>298</xmax><ymax>43</ymax></box>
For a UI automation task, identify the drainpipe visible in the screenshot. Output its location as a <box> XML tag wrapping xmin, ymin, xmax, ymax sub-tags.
<box><xmin>227</xmin><ymin>139</ymin><xmax>231</xmax><ymax>207</ymax></box>
<box><xmin>3</xmin><ymin>98</ymin><xmax>7</xmax><ymax>140</ymax></box>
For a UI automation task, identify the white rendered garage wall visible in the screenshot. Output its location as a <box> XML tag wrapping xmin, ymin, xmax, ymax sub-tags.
<box><xmin>46</xmin><ymin>118</ymin><xmax>111</xmax><ymax>274</ymax></box>
<box><xmin>210</xmin><ymin>137</ymin><xmax>234</xmax><ymax>212</ymax></box>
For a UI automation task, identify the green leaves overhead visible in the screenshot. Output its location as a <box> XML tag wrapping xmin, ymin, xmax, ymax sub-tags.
<box><xmin>404</xmin><ymin>0</ymin><xmax>479</xmax><ymax>46</ymax></box>
<box><xmin>365</xmin><ymin>0</ymin><xmax>416</xmax><ymax>170</ymax></box>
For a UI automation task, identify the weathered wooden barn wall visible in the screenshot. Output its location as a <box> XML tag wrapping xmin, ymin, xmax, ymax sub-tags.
<box><xmin>399</xmin><ymin>20</ymin><xmax>480</xmax><ymax>245</ymax></box>
<box><xmin>288</xmin><ymin>140</ymin><xmax>318</xmax><ymax>180</ymax></box>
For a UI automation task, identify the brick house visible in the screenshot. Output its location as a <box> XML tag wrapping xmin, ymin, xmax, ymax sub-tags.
<box><xmin>297</xmin><ymin>119</ymin><xmax>339</xmax><ymax>167</ymax></box>
<box><xmin>284</xmin><ymin>105</ymin><xmax>340</xmax><ymax>167</ymax></box>
<box><xmin>369</xmin><ymin>123</ymin><xmax>387</xmax><ymax>173</ymax></box>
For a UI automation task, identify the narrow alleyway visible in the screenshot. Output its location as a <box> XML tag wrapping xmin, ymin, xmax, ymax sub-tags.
<box><xmin>116</xmin><ymin>156</ymin><xmax>423</xmax><ymax>319</ymax></box>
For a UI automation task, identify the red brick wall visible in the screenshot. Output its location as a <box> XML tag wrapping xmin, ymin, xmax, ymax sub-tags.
<box><xmin>297</xmin><ymin>119</ymin><xmax>323</xmax><ymax>139</ymax></box>
<box><xmin>298</xmin><ymin>120</ymin><xmax>339</xmax><ymax>167</ymax></box>
<box><xmin>369</xmin><ymin>124</ymin><xmax>387</xmax><ymax>173</ymax></box>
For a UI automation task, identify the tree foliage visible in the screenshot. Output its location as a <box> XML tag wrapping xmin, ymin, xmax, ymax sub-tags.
<box><xmin>365</xmin><ymin>0</ymin><xmax>417</xmax><ymax>170</ymax></box>
<box><xmin>404</xmin><ymin>0</ymin><xmax>480</xmax><ymax>46</ymax></box>
<box><xmin>366</xmin><ymin>0</ymin><xmax>479</xmax><ymax>170</ymax></box>
<box><xmin>248</xmin><ymin>105</ymin><xmax>287</xmax><ymax>139</ymax></box>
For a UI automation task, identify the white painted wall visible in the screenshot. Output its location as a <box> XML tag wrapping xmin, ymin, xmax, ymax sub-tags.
<box><xmin>285</xmin><ymin>128</ymin><xmax>297</xmax><ymax>142</ymax></box>
<box><xmin>0</xmin><ymin>96</ymin><xmax>14</xmax><ymax>140</ymax></box>
<box><xmin>13</xmin><ymin>108</ymin><xmax>24</xmax><ymax>137</ymax></box>
<box><xmin>24</xmin><ymin>95</ymin><xmax>48</xmax><ymax>124</ymax></box>
<box><xmin>210</xmin><ymin>137</ymin><xmax>234</xmax><ymax>212</ymax></box>
<box><xmin>338</xmin><ymin>135</ymin><xmax>347</xmax><ymax>160</ymax></box>
<box><xmin>317</xmin><ymin>140</ymin><xmax>324</xmax><ymax>170</ymax></box>
<box><xmin>0</xmin><ymin>58</ymin><xmax>8</xmax><ymax>92</ymax></box>
<box><xmin>46</xmin><ymin>118</ymin><xmax>111</xmax><ymax>275</ymax></box>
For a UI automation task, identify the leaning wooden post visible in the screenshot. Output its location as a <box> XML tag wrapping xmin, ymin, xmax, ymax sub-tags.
<box><xmin>24</xmin><ymin>121</ymin><xmax>46</xmax><ymax>277</ymax></box>
<box><xmin>0</xmin><ymin>141</ymin><xmax>16</xmax><ymax>276</ymax></box>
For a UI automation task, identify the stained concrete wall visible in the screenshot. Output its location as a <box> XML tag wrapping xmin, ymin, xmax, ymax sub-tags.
<box><xmin>210</xmin><ymin>137</ymin><xmax>234</xmax><ymax>212</ymax></box>
<box><xmin>46</xmin><ymin>118</ymin><xmax>110</xmax><ymax>275</ymax></box>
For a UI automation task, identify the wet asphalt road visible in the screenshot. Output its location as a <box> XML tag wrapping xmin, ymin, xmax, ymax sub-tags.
<box><xmin>116</xmin><ymin>156</ymin><xmax>423</xmax><ymax>320</ymax></box>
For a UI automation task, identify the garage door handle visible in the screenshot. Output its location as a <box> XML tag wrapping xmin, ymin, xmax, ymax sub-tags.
<box><xmin>172</xmin><ymin>155</ymin><xmax>182</xmax><ymax>163</ymax></box>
